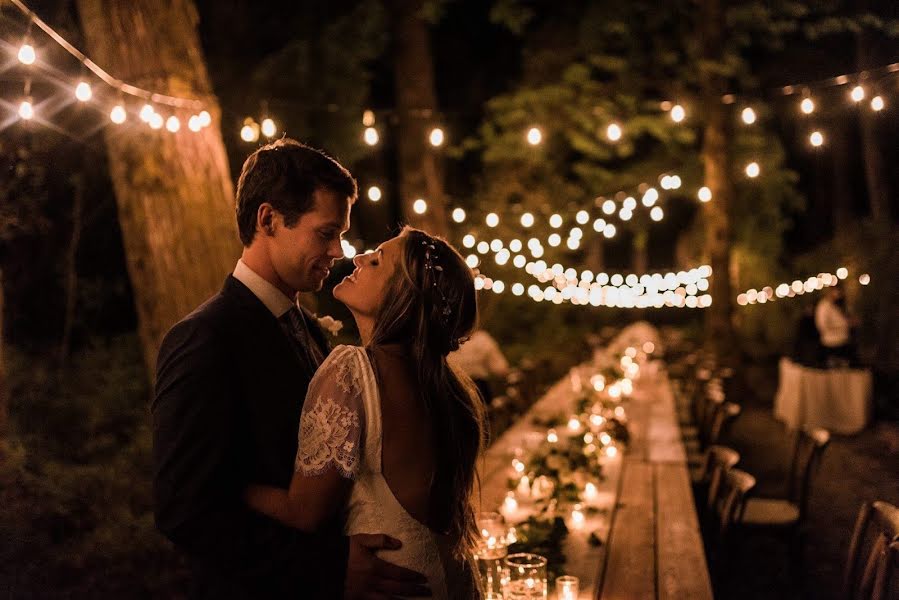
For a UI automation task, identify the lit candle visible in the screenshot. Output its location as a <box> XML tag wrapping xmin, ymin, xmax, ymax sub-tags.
<box><xmin>517</xmin><ymin>475</ymin><xmax>531</xmax><ymax>498</ymax></box>
<box><xmin>584</xmin><ymin>482</ymin><xmax>598</xmax><ymax>503</ymax></box>
<box><xmin>599</xmin><ymin>432</ymin><xmax>612</xmax><ymax>446</ymax></box>
<box><xmin>590</xmin><ymin>414</ymin><xmax>605</xmax><ymax>428</ymax></box>
<box><xmin>502</xmin><ymin>492</ymin><xmax>519</xmax><ymax>519</ymax></box>
<box><xmin>512</xmin><ymin>458</ymin><xmax>525</xmax><ymax>474</ymax></box>
<box><xmin>547</xmin><ymin>429</ymin><xmax>559</xmax><ymax>444</ymax></box>
<box><xmin>556</xmin><ymin>575</ymin><xmax>580</xmax><ymax>600</ymax></box>
<box><xmin>570</xmin><ymin>504</ymin><xmax>585</xmax><ymax>529</ymax></box>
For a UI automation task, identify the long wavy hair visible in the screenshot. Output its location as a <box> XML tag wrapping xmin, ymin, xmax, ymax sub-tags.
<box><xmin>367</xmin><ymin>226</ymin><xmax>487</xmax><ymax>557</ymax></box>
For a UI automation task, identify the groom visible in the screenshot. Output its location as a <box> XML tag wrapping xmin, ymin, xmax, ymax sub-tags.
<box><xmin>153</xmin><ymin>139</ymin><xmax>429</xmax><ymax>599</ymax></box>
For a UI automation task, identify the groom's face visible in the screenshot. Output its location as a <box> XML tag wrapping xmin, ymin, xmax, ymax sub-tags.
<box><xmin>270</xmin><ymin>188</ymin><xmax>350</xmax><ymax>294</ymax></box>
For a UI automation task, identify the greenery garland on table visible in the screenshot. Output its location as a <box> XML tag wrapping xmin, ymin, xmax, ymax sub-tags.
<box><xmin>507</xmin><ymin>515</ymin><xmax>569</xmax><ymax>585</ymax></box>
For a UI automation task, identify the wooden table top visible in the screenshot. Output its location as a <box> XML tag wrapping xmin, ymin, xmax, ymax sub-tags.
<box><xmin>478</xmin><ymin>362</ymin><xmax>714</xmax><ymax>600</ymax></box>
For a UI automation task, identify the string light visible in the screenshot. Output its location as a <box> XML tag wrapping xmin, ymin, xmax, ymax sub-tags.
<box><xmin>362</xmin><ymin>109</ymin><xmax>375</xmax><ymax>127</ymax></box>
<box><xmin>603</xmin><ymin>223</ymin><xmax>616</xmax><ymax>238</ymax></box>
<box><xmin>429</xmin><ymin>127</ymin><xmax>445</xmax><ymax>147</ymax></box>
<box><xmin>139</xmin><ymin>104</ymin><xmax>154</xmax><ymax>122</ymax></box>
<box><xmin>149</xmin><ymin>112</ymin><xmax>164</xmax><ymax>130</ymax></box>
<box><xmin>738</xmin><ymin>268</ymin><xmax>868</xmax><ymax>305</ymax></box>
<box><xmin>367</xmin><ymin>186</ymin><xmax>382</xmax><ymax>202</ymax></box>
<box><xmin>261</xmin><ymin>118</ymin><xmax>276</xmax><ymax>138</ymax></box>
<box><xmin>698</xmin><ymin>187</ymin><xmax>712</xmax><ymax>202</ymax></box>
<box><xmin>485</xmin><ymin>213</ymin><xmax>500</xmax><ymax>227</ymax></box>
<box><xmin>606</xmin><ymin>123</ymin><xmax>622</xmax><ymax>142</ymax></box>
<box><xmin>850</xmin><ymin>85</ymin><xmax>865</xmax><ymax>102</ymax></box>
<box><xmin>741</xmin><ymin>107</ymin><xmax>757</xmax><ymax>124</ymax></box>
<box><xmin>188</xmin><ymin>115</ymin><xmax>202</xmax><ymax>131</ymax></box>
<box><xmin>670</xmin><ymin>104</ymin><xmax>686</xmax><ymax>122</ymax></box>
<box><xmin>871</xmin><ymin>96</ymin><xmax>885</xmax><ymax>111</ymax></box>
<box><xmin>165</xmin><ymin>115</ymin><xmax>180</xmax><ymax>132</ymax></box>
<box><xmin>602</xmin><ymin>200</ymin><xmax>616</xmax><ymax>215</ymax></box>
<box><xmin>197</xmin><ymin>111</ymin><xmax>211</xmax><ymax>127</ymax></box>
<box><xmin>363</xmin><ymin>126</ymin><xmax>379</xmax><ymax>146</ymax></box>
<box><xmin>18</xmin><ymin>98</ymin><xmax>34</xmax><ymax>120</ymax></box>
<box><xmin>74</xmin><ymin>81</ymin><xmax>92</xmax><ymax>102</ymax></box>
<box><xmin>650</xmin><ymin>206</ymin><xmax>664</xmax><ymax>221</ymax></box>
<box><xmin>341</xmin><ymin>239</ymin><xmax>357</xmax><ymax>259</ymax></box>
<box><xmin>521</xmin><ymin>212</ymin><xmax>535</xmax><ymax>227</ymax></box>
<box><xmin>18</xmin><ymin>42</ymin><xmax>36</xmax><ymax>65</ymax></box>
<box><xmin>452</xmin><ymin>207</ymin><xmax>466</xmax><ymax>222</ymax></box>
<box><xmin>110</xmin><ymin>104</ymin><xmax>126</xmax><ymax>124</ymax></box>
<box><xmin>549</xmin><ymin>214</ymin><xmax>563</xmax><ymax>228</ymax></box>
<box><xmin>745</xmin><ymin>162</ymin><xmax>760</xmax><ymax>178</ymax></box>
<box><xmin>800</xmin><ymin>97</ymin><xmax>815</xmax><ymax>114</ymax></box>
<box><xmin>526</xmin><ymin>127</ymin><xmax>542</xmax><ymax>145</ymax></box>
<box><xmin>240</xmin><ymin>118</ymin><xmax>259</xmax><ymax>142</ymax></box>
<box><xmin>412</xmin><ymin>198</ymin><xmax>428</xmax><ymax>214</ymax></box>
<box><xmin>809</xmin><ymin>131</ymin><xmax>824</xmax><ymax>147</ymax></box>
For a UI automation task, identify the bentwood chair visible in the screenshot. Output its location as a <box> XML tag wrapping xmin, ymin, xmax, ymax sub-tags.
<box><xmin>708</xmin><ymin>468</ymin><xmax>757</xmax><ymax>581</ymax></box>
<box><xmin>842</xmin><ymin>501</ymin><xmax>899</xmax><ymax>600</ymax></box>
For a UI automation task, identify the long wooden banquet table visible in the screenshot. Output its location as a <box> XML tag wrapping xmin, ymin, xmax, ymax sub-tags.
<box><xmin>477</xmin><ymin>361</ymin><xmax>714</xmax><ymax>599</ymax></box>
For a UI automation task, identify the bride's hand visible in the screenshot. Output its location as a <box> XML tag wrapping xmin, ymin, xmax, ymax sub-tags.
<box><xmin>345</xmin><ymin>533</ymin><xmax>432</xmax><ymax>599</ymax></box>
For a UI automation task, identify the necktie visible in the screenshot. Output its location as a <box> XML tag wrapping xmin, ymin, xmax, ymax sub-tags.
<box><xmin>279</xmin><ymin>306</ymin><xmax>325</xmax><ymax>372</ymax></box>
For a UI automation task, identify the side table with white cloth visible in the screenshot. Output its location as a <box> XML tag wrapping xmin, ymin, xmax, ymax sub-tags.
<box><xmin>774</xmin><ymin>357</ymin><xmax>872</xmax><ymax>435</ymax></box>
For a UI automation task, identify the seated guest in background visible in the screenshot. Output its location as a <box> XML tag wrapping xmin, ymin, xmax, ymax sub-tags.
<box><xmin>814</xmin><ymin>285</ymin><xmax>856</xmax><ymax>367</ymax></box>
<box><xmin>449</xmin><ymin>328</ymin><xmax>510</xmax><ymax>403</ymax></box>
<box><xmin>793</xmin><ymin>303</ymin><xmax>823</xmax><ymax>367</ymax></box>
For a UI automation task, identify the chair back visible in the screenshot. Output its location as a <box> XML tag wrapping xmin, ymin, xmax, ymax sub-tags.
<box><xmin>701</xmin><ymin>445</ymin><xmax>741</xmax><ymax>509</ymax></box>
<box><xmin>713</xmin><ymin>468</ymin><xmax>756</xmax><ymax>539</ymax></box>
<box><xmin>708</xmin><ymin>402</ymin><xmax>741</xmax><ymax>447</ymax></box>
<box><xmin>788</xmin><ymin>427</ymin><xmax>830</xmax><ymax>521</ymax></box>
<box><xmin>842</xmin><ymin>501</ymin><xmax>899</xmax><ymax>600</ymax></box>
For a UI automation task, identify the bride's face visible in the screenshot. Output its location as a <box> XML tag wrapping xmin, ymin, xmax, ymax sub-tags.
<box><xmin>333</xmin><ymin>235</ymin><xmax>403</xmax><ymax>318</ymax></box>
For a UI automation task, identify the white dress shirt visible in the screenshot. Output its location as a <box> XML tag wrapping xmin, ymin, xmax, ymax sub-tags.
<box><xmin>815</xmin><ymin>297</ymin><xmax>850</xmax><ymax>347</ymax></box>
<box><xmin>232</xmin><ymin>259</ymin><xmax>295</xmax><ymax>318</ymax></box>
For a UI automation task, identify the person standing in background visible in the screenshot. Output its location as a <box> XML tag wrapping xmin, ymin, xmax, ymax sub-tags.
<box><xmin>815</xmin><ymin>285</ymin><xmax>856</xmax><ymax>367</ymax></box>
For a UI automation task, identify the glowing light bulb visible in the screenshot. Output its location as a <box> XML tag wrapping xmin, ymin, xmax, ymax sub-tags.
<box><xmin>602</xmin><ymin>200</ymin><xmax>615</xmax><ymax>215</ymax></box>
<box><xmin>549</xmin><ymin>214</ymin><xmax>562</xmax><ymax>228</ymax></box>
<box><xmin>429</xmin><ymin>127</ymin><xmax>444</xmax><ymax>147</ymax></box>
<box><xmin>18</xmin><ymin>99</ymin><xmax>34</xmax><ymax>120</ymax></box>
<box><xmin>641</xmin><ymin>188</ymin><xmax>659</xmax><ymax>207</ymax></box>
<box><xmin>261</xmin><ymin>118</ymin><xmax>276</xmax><ymax>138</ymax></box>
<box><xmin>741</xmin><ymin>107</ymin><xmax>756</xmax><ymax>124</ymax></box>
<box><xmin>859</xmin><ymin>273</ymin><xmax>870</xmax><ymax>285</ymax></box>
<box><xmin>671</xmin><ymin>104</ymin><xmax>685</xmax><ymax>122</ymax></box>
<box><xmin>75</xmin><ymin>81</ymin><xmax>92</xmax><ymax>102</ymax></box>
<box><xmin>341</xmin><ymin>240</ymin><xmax>357</xmax><ymax>259</ymax></box>
<box><xmin>871</xmin><ymin>96</ymin><xmax>884</xmax><ymax>112</ymax></box>
<box><xmin>836</xmin><ymin>267</ymin><xmax>848</xmax><ymax>279</ymax></box>
<box><xmin>603</xmin><ymin>223</ymin><xmax>616</xmax><ymax>238</ymax></box>
<box><xmin>362</xmin><ymin>109</ymin><xmax>375</xmax><ymax>126</ymax></box>
<box><xmin>452</xmin><ymin>207</ymin><xmax>465</xmax><ymax>222</ymax></box>
<box><xmin>521</xmin><ymin>212</ymin><xmax>534</xmax><ymax>227</ymax></box>
<box><xmin>850</xmin><ymin>85</ymin><xmax>865</xmax><ymax>102</ymax></box>
<box><xmin>149</xmin><ymin>113</ymin><xmax>164</xmax><ymax>130</ymax></box>
<box><xmin>465</xmin><ymin>255</ymin><xmax>479</xmax><ymax>268</ymax></box>
<box><xmin>810</xmin><ymin>131</ymin><xmax>824</xmax><ymax>147</ymax></box>
<box><xmin>240</xmin><ymin>124</ymin><xmax>257</xmax><ymax>141</ymax></box>
<box><xmin>197</xmin><ymin>110</ymin><xmax>211</xmax><ymax>127</ymax></box>
<box><xmin>165</xmin><ymin>115</ymin><xmax>180</xmax><ymax>132</ymax></box>
<box><xmin>512</xmin><ymin>283</ymin><xmax>524</xmax><ymax>296</ymax></box>
<box><xmin>606</xmin><ymin>123</ymin><xmax>622</xmax><ymax>141</ymax></box>
<box><xmin>548</xmin><ymin>233</ymin><xmax>561</xmax><ymax>247</ymax></box>
<box><xmin>526</xmin><ymin>127</ymin><xmax>542</xmax><ymax>145</ymax></box>
<box><xmin>800</xmin><ymin>98</ymin><xmax>815</xmax><ymax>114</ymax></box>
<box><xmin>18</xmin><ymin>43</ymin><xmax>36</xmax><ymax>65</ymax></box>
<box><xmin>367</xmin><ymin>186</ymin><xmax>382</xmax><ymax>202</ymax></box>
<box><xmin>698</xmin><ymin>186</ymin><xmax>712</xmax><ymax>202</ymax></box>
<box><xmin>363</xmin><ymin>127</ymin><xmax>379</xmax><ymax>146</ymax></box>
<box><xmin>188</xmin><ymin>115</ymin><xmax>202</xmax><ymax>131</ymax></box>
<box><xmin>485</xmin><ymin>213</ymin><xmax>499</xmax><ymax>227</ymax></box>
<box><xmin>110</xmin><ymin>105</ymin><xmax>127</xmax><ymax>124</ymax></box>
<box><xmin>413</xmin><ymin>199</ymin><xmax>427</xmax><ymax>214</ymax></box>
<box><xmin>745</xmin><ymin>162</ymin><xmax>760</xmax><ymax>178</ymax></box>
<box><xmin>575</xmin><ymin>210</ymin><xmax>589</xmax><ymax>224</ymax></box>
<box><xmin>547</xmin><ymin>429</ymin><xmax>558</xmax><ymax>443</ymax></box>
<box><xmin>139</xmin><ymin>104</ymin><xmax>154</xmax><ymax>122</ymax></box>
<box><xmin>650</xmin><ymin>206</ymin><xmax>664</xmax><ymax>221</ymax></box>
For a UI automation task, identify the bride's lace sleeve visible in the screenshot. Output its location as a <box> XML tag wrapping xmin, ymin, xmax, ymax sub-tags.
<box><xmin>295</xmin><ymin>346</ymin><xmax>365</xmax><ymax>479</ymax></box>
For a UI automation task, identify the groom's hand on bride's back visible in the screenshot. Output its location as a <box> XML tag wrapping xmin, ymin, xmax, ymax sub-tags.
<box><xmin>345</xmin><ymin>533</ymin><xmax>432</xmax><ymax>599</ymax></box>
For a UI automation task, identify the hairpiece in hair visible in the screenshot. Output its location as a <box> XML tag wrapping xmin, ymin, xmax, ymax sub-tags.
<box><xmin>422</xmin><ymin>239</ymin><xmax>453</xmax><ymax>324</ymax></box>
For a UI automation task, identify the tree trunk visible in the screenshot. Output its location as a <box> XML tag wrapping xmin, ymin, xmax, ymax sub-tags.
<box><xmin>699</xmin><ymin>0</ymin><xmax>736</xmax><ymax>357</ymax></box>
<box><xmin>585</xmin><ymin>236</ymin><xmax>604</xmax><ymax>274</ymax></box>
<box><xmin>76</xmin><ymin>0</ymin><xmax>239</xmax><ymax>375</ymax></box>
<box><xmin>855</xmin><ymin>21</ymin><xmax>891</xmax><ymax>223</ymax></box>
<box><xmin>830</xmin><ymin>117</ymin><xmax>854</xmax><ymax>234</ymax></box>
<box><xmin>60</xmin><ymin>174</ymin><xmax>84</xmax><ymax>365</ymax></box>
<box><xmin>387</xmin><ymin>0</ymin><xmax>448</xmax><ymax>237</ymax></box>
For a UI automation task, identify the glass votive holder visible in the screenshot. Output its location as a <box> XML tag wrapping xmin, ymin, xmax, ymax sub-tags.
<box><xmin>556</xmin><ymin>575</ymin><xmax>580</xmax><ymax>600</ymax></box>
<box><xmin>475</xmin><ymin>512</ymin><xmax>510</xmax><ymax>598</ymax></box>
<box><xmin>504</xmin><ymin>553</ymin><xmax>547</xmax><ymax>599</ymax></box>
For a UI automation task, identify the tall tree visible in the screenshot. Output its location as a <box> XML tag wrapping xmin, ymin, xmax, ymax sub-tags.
<box><xmin>76</xmin><ymin>0</ymin><xmax>239</xmax><ymax>374</ymax></box>
<box><xmin>387</xmin><ymin>0</ymin><xmax>448</xmax><ymax>236</ymax></box>
<box><xmin>699</xmin><ymin>0</ymin><xmax>736</xmax><ymax>352</ymax></box>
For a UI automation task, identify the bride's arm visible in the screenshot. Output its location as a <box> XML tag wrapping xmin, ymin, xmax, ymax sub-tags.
<box><xmin>245</xmin><ymin>472</ymin><xmax>352</xmax><ymax>531</ymax></box>
<box><xmin>245</xmin><ymin>345</ymin><xmax>364</xmax><ymax>532</ymax></box>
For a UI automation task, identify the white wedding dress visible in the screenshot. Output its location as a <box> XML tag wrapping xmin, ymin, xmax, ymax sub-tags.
<box><xmin>295</xmin><ymin>345</ymin><xmax>477</xmax><ymax>600</ymax></box>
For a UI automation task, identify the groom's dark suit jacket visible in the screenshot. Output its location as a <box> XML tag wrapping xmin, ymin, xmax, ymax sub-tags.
<box><xmin>152</xmin><ymin>275</ymin><xmax>348</xmax><ymax>599</ymax></box>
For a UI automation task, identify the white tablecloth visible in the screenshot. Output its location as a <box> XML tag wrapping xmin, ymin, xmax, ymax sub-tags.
<box><xmin>774</xmin><ymin>357</ymin><xmax>872</xmax><ymax>434</ymax></box>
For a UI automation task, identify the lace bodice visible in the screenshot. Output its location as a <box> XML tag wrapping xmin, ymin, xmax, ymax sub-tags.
<box><xmin>295</xmin><ymin>345</ymin><xmax>477</xmax><ymax>600</ymax></box>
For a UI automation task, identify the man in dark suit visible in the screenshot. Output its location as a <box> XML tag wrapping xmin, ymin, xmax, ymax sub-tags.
<box><xmin>153</xmin><ymin>139</ymin><xmax>429</xmax><ymax>599</ymax></box>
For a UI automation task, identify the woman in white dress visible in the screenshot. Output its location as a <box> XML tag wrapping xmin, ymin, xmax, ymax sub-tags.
<box><xmin>245</xmin><ymin>227</ymin><xmax>485</xmax><ymax>599</ymax></box>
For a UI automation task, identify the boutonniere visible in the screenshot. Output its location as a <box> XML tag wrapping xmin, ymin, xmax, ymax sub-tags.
<box><xmin>316</xmin><ymin>315</ymin><xmax>343</xmax><ymax>337</ymax></box>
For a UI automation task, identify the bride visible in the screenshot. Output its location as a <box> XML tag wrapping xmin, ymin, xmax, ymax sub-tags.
<box><xmin>245</xmin><ymin>227</ymin><xmax>486</xmax><ymax>599</ymax></box>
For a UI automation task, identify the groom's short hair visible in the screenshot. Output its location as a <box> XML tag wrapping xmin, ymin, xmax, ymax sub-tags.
<box><xmin>235</xmin><ymin>138</ymin><xmax>357</xmax><ymax>246</ymax></box>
